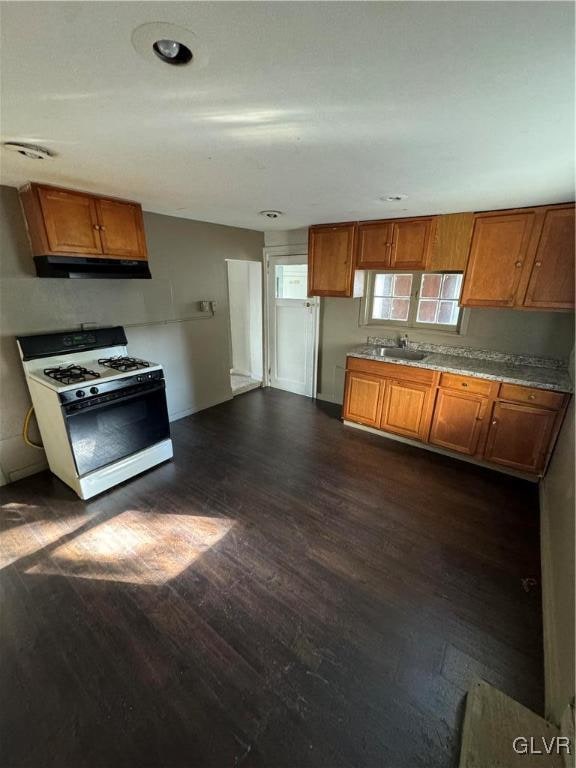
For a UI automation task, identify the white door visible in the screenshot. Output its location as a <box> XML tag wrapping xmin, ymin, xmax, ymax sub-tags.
<box><xmin>267</xmin><ymin>255</ymin><xmax>319</xmax><ymax>397</ymax></box>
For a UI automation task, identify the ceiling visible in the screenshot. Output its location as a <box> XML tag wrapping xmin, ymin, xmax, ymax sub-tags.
<box><xmin>0</xmin><ymin>1</ymin><xmax>574</xmax><ymax>231</ymax></box>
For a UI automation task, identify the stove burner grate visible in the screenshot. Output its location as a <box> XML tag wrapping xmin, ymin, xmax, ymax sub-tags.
<box><xmin>98</xmin><ymin>356</ymin><xmax>151</xmax><ymax>372</ymax></box>
<box><xmin>44</xmin><ymin>364</ymin><xmax>101</xmax><ymax>385</ymax></box>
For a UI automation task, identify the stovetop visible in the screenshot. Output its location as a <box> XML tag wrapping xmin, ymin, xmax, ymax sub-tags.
<box><xmin>44</xmin><ymin>364</ymin><xmax>101</xmax><ymax>385</ymax></box>
<box><xmin>24</xmin><ymin>348</ymin><xmax>162</xmax><ymax>391</ymax></box>
<box><xmin>98</xmin><ymin>356</ymin><xmax>151</xmax><ymax>373</ymax></box>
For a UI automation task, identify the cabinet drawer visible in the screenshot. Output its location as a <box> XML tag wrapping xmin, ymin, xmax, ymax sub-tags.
<box><xmin>439</xmin><ymin>372</ymin><xmax>493</xmax><ymax>396</ymax></box>
<box><xmin>498</xmin><ymin>383</ymin><xmax>565</xmax><ymax>410</ymax></box>
<box><xmin>346</xmin><ymin>356</ymin><xmax>436</xmax><ymax>385</ymax></box>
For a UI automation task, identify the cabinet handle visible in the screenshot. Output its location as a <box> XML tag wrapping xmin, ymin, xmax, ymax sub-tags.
<box><xmin>515</xmin><ymin>261</ymin><xmax>523</xmax><ymax>268</ymax></box>
<box><xmin>93</xmin><ymin>224</ymin><xmax>100</xmax><ymax>230</ymax></box>
<box><xmin>492</xmin><ymin>419</ymin><xmax>497</xmax><ymax>425</ymax></box>
<box><xmin>528</xmin><ymin>394</ymin><xmax>536</xmax><ymax>400</ymax></box>
<box><xmin>100</xmin><ymin>226</ymin><xmax>106</xmax><ymax>231</ymax></box>
<box><xmin>534</xmin><ymin>261</ymin><xmax>542</xmax><ymax>268</ymax></box>
<box><xmin>461</xmin><ymin>382</ymin><xmax>468</xmax><ymax>387</ymax></box>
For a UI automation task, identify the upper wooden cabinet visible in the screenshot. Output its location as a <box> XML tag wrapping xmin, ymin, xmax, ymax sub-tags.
<box><xmin>460</xmin><ymin>210</ymin><xmax>537</xmax><ymax>307</ymax></box>
<box><xmin>356</xmin><ymin>220</ymin><xmax>393</xmax><ymax>269</ymax></box>
<box><xmin>389</xmin><ymin>217</ymin><xmax>435</xmax><ymax>270</ymax></box>
<box><xmin>428</xmin><ymin>213</ymin><xmax>474</xmax><ymax>272</ymax></box>
<box><xmin>356</xmin><ymin>216</ymin><xmax>435</xmax><ymax>270</ymax></box>
<box><xmin>520</xmin><ymin>206</ymin><xmax>575</xmax><ymax>310</ymax></box>
<box><xmin>308</xmin><ymin>223</ymin><xmax>364</xmax><ymax>297</ymax></box>
<box><xmin>36</xmin><ymin>187</ymin><xmax>102</xmax><ymax>255</ymax></box>
<box><xmin>20</xmin><ymin>183</ymin><xmax>148</xmax><ymax>261</ymax></box>
<box><xmin>95</xmin><ymin>199</ymin><xmax>148</xmax><ymax>260</ymax></box>
<box><xmin>309</xmin><ymin>202</ymin><xmax>573</xmax><ymax>308</ymax></box>
<box><xmin>460</xmin><ymin>205</ymin><xmax>574</xmax><ymax>310</ymax></box>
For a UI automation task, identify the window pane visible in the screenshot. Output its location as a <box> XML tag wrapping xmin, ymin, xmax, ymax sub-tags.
<box><xmin>372</xmin><ymin>297</ymin><xmax>391</xmax><ymax>320</ymax></box>
<box><xmin>374</xmin><ymin>273</ymin><xmax>393</xmax><ymax>296</ymax></box>
<box><xmin>393</xmin><ymin>274</ymin><xmax>413</xmax><ymax>297</ymax></box>
<box><xmin>275</xmin><ymin>264</ymin><xmax>307</xmax><ymax>299</ymax></box>
<box><xmin>441</xmin><ymin>274</ymin><xmax>463</xmax><ymax>300</ymax></box>
<box><xmin>438</xmin><ymin>300</ymin><xmax>459</xmax><ymax>325</ymax></box>
<box><xmin>421</xmin><ymin>273</ymin><xmax>441</xmax><ymax>298</ymax></box>
<box><xmin>417</xmin><ymin>299</ymin><xmax>438</xmax><ymax>323</ymax></box>
<box><xmin>391</xmin><ymin>298</ymin><xmax>410</xmax><ymax>320</ymax></box>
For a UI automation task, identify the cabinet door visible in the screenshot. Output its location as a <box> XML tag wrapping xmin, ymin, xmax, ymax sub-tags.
<box><xmin>38</xmin><ymin>187</ymin><xmax>102</xmax><ymax>255</ymax></box>
<box><xmin>380</xmin><ymin>379</ymin><xmax>432</xmax><ymax>440</ymax></box>
<box><xmin>427</xmin><ymin>212</ymin><xmax>474</xmax><ymax>272</ymax></box>
<box><xmin>521</xmin><ymin>207</ymin><xmax>575</xmax><ymax>310</ymax></box>
<box><xmin>483</xmin><ymin>402</ymin><xmax>557</xmax><ymax>474</ymax></box>
<box><xmin>460</xmin><ymin>211</ymin><xmax>536</xmax><ymax>307</ymax></box>
<box><xmin>308</xmin><ymin>223</ymin><xmax>360</xmax><ymax>297</ymax></box>
<box><xmin>96</xmin><ymin>199</ymin><xmax>148</xmax><ymax>260</ymax></box>
<box><xmin>429</xmin><ymin>389</ymin><xmax>488</xmax><ymax>455</ymax></box>
<box><xmin>342</xmin><ymin>372</ymin><xmax>384</xmax><ymax>427</ymax></box>
<box><xmin>357</xmin><ymin>221</ymin><xmax>393</xmax><ymax>269</ymax></box>
<box><xmin>389</xmin><ymin>218</ymin><xmax>435</xmax><ymax>270</ymax></box>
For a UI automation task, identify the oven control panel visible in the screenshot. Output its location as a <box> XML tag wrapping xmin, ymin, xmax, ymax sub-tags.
<box><xmin>59</xmin><ymin>370</ymin><xmax>164</xmax><ymax>406</ymax></box>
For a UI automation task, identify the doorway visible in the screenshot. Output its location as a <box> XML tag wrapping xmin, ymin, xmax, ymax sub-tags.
<box><xmin>266</xmin><ymin>254</ymin><xmax>319</xmax><ymax>397</ymax></box>
<box><xmin>226</xmin><ymin>260</ymin><xmax>263</xmax><ymax>396</ymax></box>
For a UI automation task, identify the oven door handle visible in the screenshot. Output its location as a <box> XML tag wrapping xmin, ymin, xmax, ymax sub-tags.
<box><xmin>62</xmin><ymin>381</ymin><xmax>166</xmax><ymax>417</ymax></box>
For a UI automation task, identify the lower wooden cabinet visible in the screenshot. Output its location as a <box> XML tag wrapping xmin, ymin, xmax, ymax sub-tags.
<box><xmin>483</xmin><ymin>401</ymin><xmax>558</xmax><ymax>474</ymax></box>
<box><xmin>429</xmin><ymin>389</ymin><xmax>488</xmax><ymax>455</ymax></box>
<box><xmin>342</xmin><ymin>356</ymin><xmax>570</xmax><ymax>477</ymax></box>
<box><xmin>380</xmin><ymin>379</ymin><xmax>433</xmax><ymax>440</ymax></box>
<box><xmin>342</xmin><ymin>372</ymin><xmax>384</xmax><ymax>427</ymax></box>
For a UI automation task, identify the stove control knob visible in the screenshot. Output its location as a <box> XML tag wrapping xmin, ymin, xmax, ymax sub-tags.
<box><xmin>76</xmin><ymin>390</ymin><xmax>86</xmax><ymax>398</ymax></box>
<box><xmin>90</xmin><ymin>387</ymin><xmax>99</xmax><ymax>395</ymax></box>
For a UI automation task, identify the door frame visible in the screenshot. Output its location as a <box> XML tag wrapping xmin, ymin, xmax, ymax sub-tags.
<box><xmin>263</xmin><ymin>245</ymin><xmax>320</xmax><ymax>397</ymax></box>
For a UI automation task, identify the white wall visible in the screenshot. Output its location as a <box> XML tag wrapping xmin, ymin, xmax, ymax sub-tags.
<box><xmin>264</xmin><ymin>229</ymin><xmax>575</xmax><ymax>403</ymax></box>
<box><xmin>540</xmin><ymin>392</ymin><xmax>575</xmax><ymax>725</ymax></box>
<box><xmin>227</xmin><ymin>259</ymin><xmax>263</xmax><ymax>380</ymax></box>
<box><xmin>0</xmin><ymin>185</ymin><xmax>263</xmax><ymax>484</ymax></box>
<box><xmin>248</xmin><ymin>262</ymin><xmax>263</xmax><ymax>380</ymax></box>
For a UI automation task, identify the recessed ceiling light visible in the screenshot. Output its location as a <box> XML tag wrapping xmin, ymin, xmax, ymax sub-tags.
<box><xmin>381</xmin><ymin>194</ymin><xmax>408</xmax><ymax>202</ymax></box>
<box><xmin>259</xmin><ymin>210</ymin><xmax>283</xmax><ymax>219</ymax></box>
<box><xmin>152</xmin><ymin>39</ymin><xmax>193</xmax><ymax>65</ymax></box>
<box><xmin>132</xmin><ymin>23</ymin><xmax>208</xmax><ymax>71</ymax></box>
<box><xmin>2</xmin><ymin>142</ymin><xmax>54</xmax><ymax>160</ymax></box>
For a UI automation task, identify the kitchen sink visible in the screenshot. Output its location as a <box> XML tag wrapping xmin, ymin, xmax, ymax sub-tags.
<box><xmin>374</xmin><ymin>347</ymin><xmax>428</xmax><ymax>361</ymax></box>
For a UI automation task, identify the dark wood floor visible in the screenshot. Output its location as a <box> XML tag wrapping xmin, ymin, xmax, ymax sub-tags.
<box><xmin>0</xmin><ymin>388</ymin><xmax>543</xmax><ymax>768</ymax></box>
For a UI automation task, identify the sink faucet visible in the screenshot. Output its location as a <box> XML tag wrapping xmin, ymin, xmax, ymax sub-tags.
<box><xmin>398</xmin><ymin>334</ymin><xmax>409</xmax><ymax>349</ymax></box>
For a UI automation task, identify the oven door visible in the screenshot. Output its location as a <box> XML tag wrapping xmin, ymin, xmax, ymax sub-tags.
<box><xmin>63</xmin><ymin>381</ymin><xmax>170</xmax><ymax>476</ymax></box>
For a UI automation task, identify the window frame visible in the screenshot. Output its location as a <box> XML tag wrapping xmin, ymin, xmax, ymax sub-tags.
<box><xmin>361</xmin><ymin>270</ymin><xmax>466</xmax><ymax>334</ymax></box>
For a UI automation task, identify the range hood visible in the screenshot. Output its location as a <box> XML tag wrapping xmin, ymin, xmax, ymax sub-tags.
<box><xmin>33</xmin><ymin>256</ymin><xmax>152</xmax><ymax>279</ymax></box>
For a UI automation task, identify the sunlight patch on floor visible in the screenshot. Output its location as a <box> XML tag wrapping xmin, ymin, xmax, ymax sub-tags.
<box><xmin>25</xmin><ymin>510</ymin><xmax>235</xmax><ymax>585</ymax></box>
<box><xmin>0</xmin><ymin>503</ymin><xmax>97</xmax><ymax>568</ymax></box>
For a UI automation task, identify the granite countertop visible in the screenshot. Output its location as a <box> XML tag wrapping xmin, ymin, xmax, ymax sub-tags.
<box><xmin>347</xmin><ymin>340</ymin><xmax>574</xmax><ymax>393</ymax></box>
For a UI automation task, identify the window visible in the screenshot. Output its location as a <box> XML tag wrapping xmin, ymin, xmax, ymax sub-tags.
<box><xmin>275</xmin><ymin>264</ymin><xmax>308</xmax><ymax>299</ymax></box>
<box><xmin>365</xmin><ymin>272</ymin><xmax>464</xmax><ymax>331</ymax></box>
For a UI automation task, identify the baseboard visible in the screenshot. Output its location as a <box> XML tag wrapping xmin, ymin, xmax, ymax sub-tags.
<box><xmin>540</xmin><ymin>485</ymin><xmax>561</xmax><ymax>725</ymax></box>
<box><xmin>169</xmin><ymin>394</ymin><xmax>233</xmax><ymax>423</ymax></box>
<box><xmin>7</xmin><ymin>459</ymin><xmax>49</xmax><ymax>484</ymax></box>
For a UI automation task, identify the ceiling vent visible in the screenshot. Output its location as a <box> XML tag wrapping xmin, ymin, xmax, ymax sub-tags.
<box><xmin>2</xmin><ymin>142</ymin><xmax>54</xmax><ymax>160</ymax></box>
<box><xmin>259</xmin><ymin>210</ymin><xmax>283</xmax><ymax>219</ymax></box>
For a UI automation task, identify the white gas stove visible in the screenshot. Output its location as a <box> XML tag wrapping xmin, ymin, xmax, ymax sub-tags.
<box><xmin>17</xmin><ymin>326</ymin><xmax>173</xmax><ymax>500</ymax></box>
